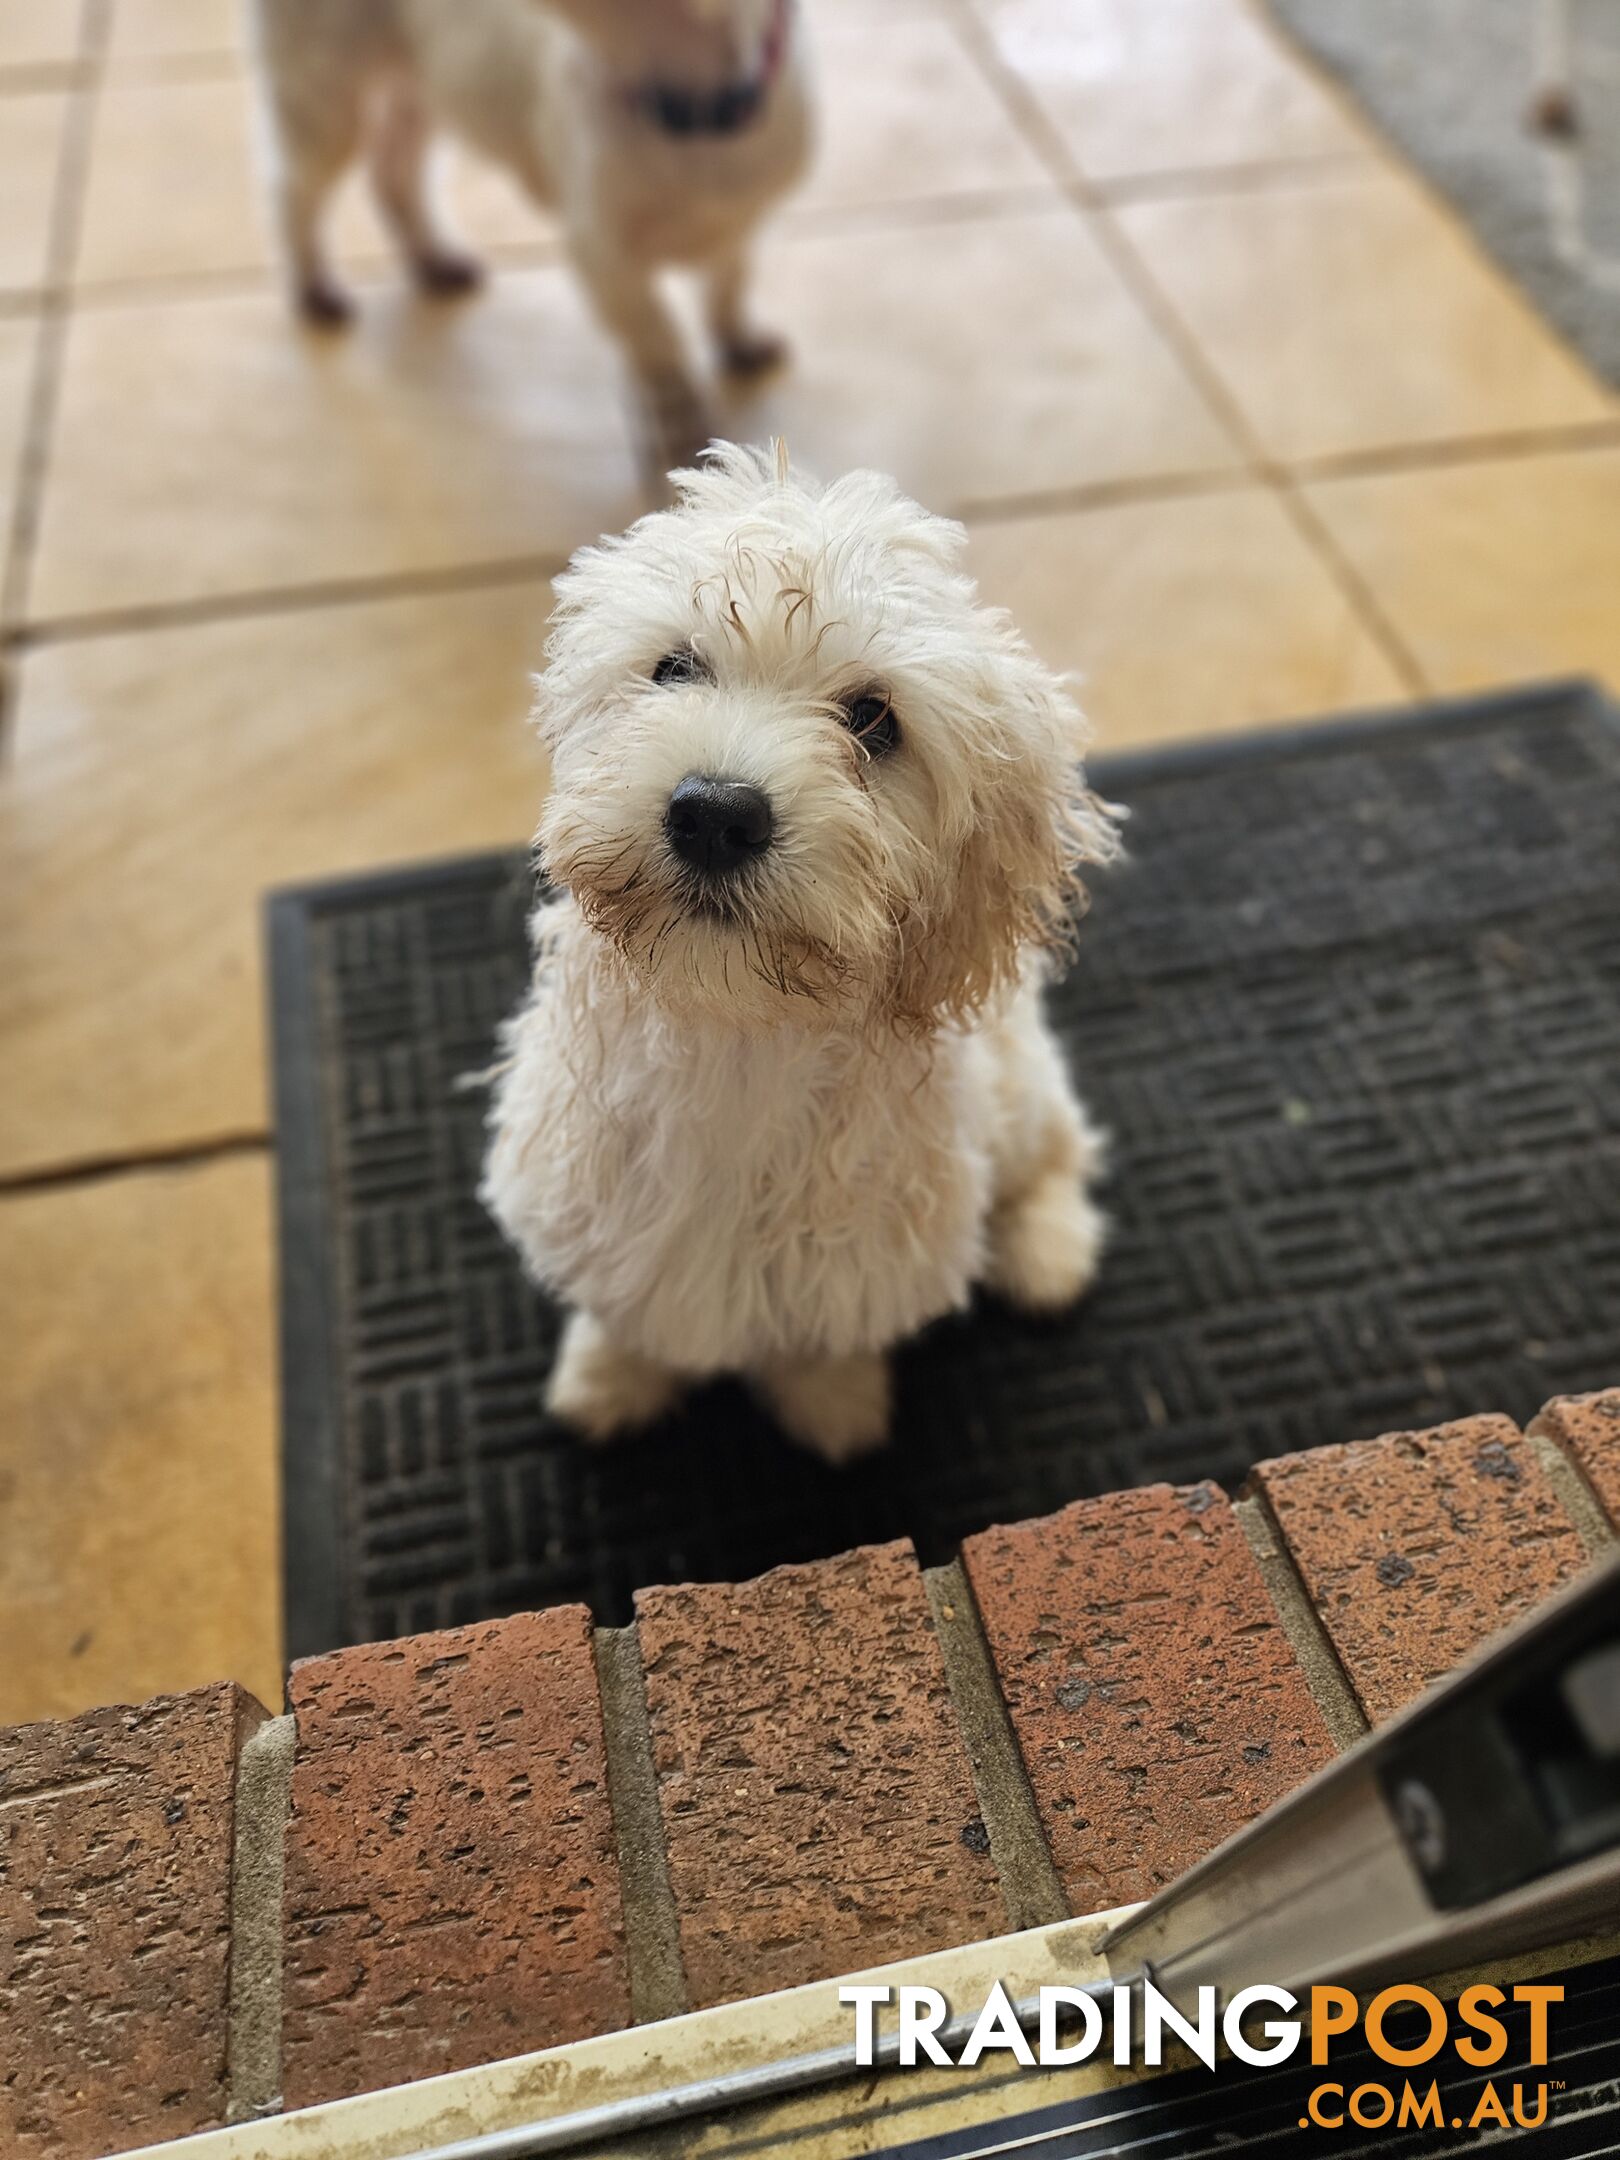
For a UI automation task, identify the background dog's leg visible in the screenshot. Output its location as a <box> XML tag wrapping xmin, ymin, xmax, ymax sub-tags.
<box><xmin>705</xmin><ymin>244</ymin><xmax>788</xmax><ymax>379</ymax></box>
<box><xmin>754</xmin><ymin>1351</ymin><xmax>890</xmax><ymax>1465</ymax></box>
<box><xmin>1529</xmin><ymin>0</ymin><xmax>1579</xmax><ymax>135</ymax></box>
<box><xmin>546</xmin><ymin>1309</ymin><xmax>683</xmax><ymax>1441</ymax></box>
<box><xmin>368</xmin><ymin>77</ymin><xmax>484</xmax><ymax>298</ymax></box>
<box><xmin>572</xmin><ymin>245</ymin><xmax>710</xmax><ymax>483</ymax></box>
<box><xmin>263</xmin><ymin>75</ymin><xmax>364</xmax><ymax>328</ymax></box>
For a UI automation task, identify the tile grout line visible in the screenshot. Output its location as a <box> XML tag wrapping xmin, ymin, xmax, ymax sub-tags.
<box><xmin>82</xmin><ymin>47</ymin><xmax>243</xmax><ymax>89</ymax></box>
<box><xmin>0</xmin><ymin>0</ymin><xmax>112</xmax><ymax>659</ymax></box>
<box><xmin>1268</xmin><ymin>482</ymin><xmax>1429</xmax><ymax>699</ymax></box>
<box><xmin>0</xmin><ymin>475</ymin><xmax>1246</xmax><ymax>654</ymax></box>
<box><xmin>1231</xmin><ymin>1491</ymin><xmax>1369</xmax><ymax>1753</ymax></box>
<box><xmin>6</xmin><ymin>549</ymin><xmax>576</xmax><ymax>651</ymax></box>
<box><xmin>959</xmin><ymin>464</ymin><xmax>1258</xmax><ymax>527</ymax></box>
<box><xmin>1297</xmin><ymin>416</ymin><xmax>1620</xmax><ymax>483</ymax></box>
<box><xmin>940</xmin><ymin>0</ymin><xmax>1432</xmax><ymax>704</ymax></box>
<box><xmin>225</xmin><ymin>1706</ymin><xmax>294</xmax><ymax>2124</ymax></box>
<box><xmin>593</xmin><ymin>1625</ymin><xmax>689</xmax><ymax>2026</ymax></box>
<box><xmin>2</xmin><ymin>395</ymin><xmax>1609</xmax><ymax>654</ymax></box>
<box><xmin>1085</xmin><ymin>202</ymin><xmax>1432</xmax><ymax>698</ymax></box>
<box><xmin>1093</xmin><ymin>149</ymin><xmax>1371</xmax><ymax>207</ymax></box>
<box><xmin>923</xmin><ymin>1561</ymin><xmax>1069</xmax><ymax>1934</ymax></box>
<box><xmin>0</xmin><ymin>1128</ymin><xmax>270</xmax><ymax>1200</ymax></box>
<box><xmin>61</xmin><ymin>238</ymin><xmax>566</xmax><ymax>314</ymax></box>
<box><xmin>54</xmin><ymin>182</ymin><xmax>1061</xmax><ymax>315</ymax></box>
<box><xmin>1073</xmin><ymin>158</ymin><xmax>1430</xmax><ymax>695</ymax></box>
<box><xmin>0</xmin><ymin>150</ymin><xmax>1375</xmax><ymax>324</ymax></box>
<box><xmin>0</xmin><ymin>60</ymin><xmax>92</xmax><ymax>96</ymax></box>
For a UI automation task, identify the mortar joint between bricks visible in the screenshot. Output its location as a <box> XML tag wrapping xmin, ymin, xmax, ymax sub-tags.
<box><xmin>923</xmin><ymin>1560</ymin><xmax>1069</xmax><ymax>1934</ymax></box>
<box><xmin>1231</xmin><ymin>1491</ymin><xmax>1368</xmax><ymax>1753</ymax></box>
<box><xmin>593</xmin><ymin>1624</ymin><xmax>690</xmax><ymax>2024</ymax></box>
<box><xmin>225</xmin><ymin>1709</ymin><xmax>295</xmax><ymax>2123</ymax></box>
<box><xmin>1525</xmin><ymin>1412</ymin><xmax>1618</xmax><ymax>1559</ymax></box>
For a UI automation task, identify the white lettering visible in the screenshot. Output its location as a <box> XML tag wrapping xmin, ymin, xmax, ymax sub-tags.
<box><xmin>898</xmin><ymin>1986</ymin><xmax>952</xmax><ymax>2068</ymax></box>
<box><xmin>1141</xmin><ymin>1984</ymin><xmax>1218</xmax><ymax>2070</ymax></box>
<box><xmin>839</xmin><ymin>1986</ymin><xmax>890</xmax><ymax>2068</ymax></box>
<box><xmin>1037</xmin><ymin>1986</ymin><xmax>1105</xmax><ymax>2066</ymax></box>
<box><xmin>958</xmin><ymin>1980</ymin><xmax>1035</xmax><ymax>2068</ymax></box>
<box><xmin>1224</xmin><ymin>1985</ymin><xmax>1300</xmax><ymax>2068</ymax></box>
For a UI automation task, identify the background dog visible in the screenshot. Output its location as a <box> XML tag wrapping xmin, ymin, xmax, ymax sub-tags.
<box><xmin>248</xmin><ymin>0</ymin><xmax>812</xmax><ymax>473</ymax></box>
<box><xmin>482</xmin><ymin>443</ymin><xmax>1123</xmax><ymax>1463</ymax></box>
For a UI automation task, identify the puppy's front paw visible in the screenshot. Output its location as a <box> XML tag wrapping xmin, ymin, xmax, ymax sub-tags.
<box><xmin>986</xmin><ymin>1174</ymin><xmax>1106</xmax><ymax>1313</ymax></box>
<box><xmin>755</xmin><ymin>1352</ymin><xmax>890</xmax><ymax>1466</ymax></box>
<box><xmin>546</xmin><ymin>1311</ymin><xmax>682</xmax><ymax>1442</ymax></box>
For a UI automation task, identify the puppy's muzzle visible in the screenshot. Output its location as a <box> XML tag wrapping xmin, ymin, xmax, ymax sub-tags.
<box><xmin>665</xmin><ymin>773</ymin><xmax>774</xmax><ymax>881</ymax></box>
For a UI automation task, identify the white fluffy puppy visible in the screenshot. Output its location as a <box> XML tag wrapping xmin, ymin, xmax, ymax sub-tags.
<box><xmin>247</xmin><ymin>0</ymin><xmax>810</xmax><ymax>468</ymax></box>
<box><xmin>483</xmin><ymin>445</ymin><xmax>1122</xmax><ymax>1463</ymax></box>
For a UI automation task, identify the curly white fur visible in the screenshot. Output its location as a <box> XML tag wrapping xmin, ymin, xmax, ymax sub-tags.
<box><xmin>246</xmin><ymin>0</ymin><xmax>811</xmax><ymax>472</ymax></box>
<box><xmin>483</xmin><ymin>444</ymin><xmax>1123</xmax><ymax>1462</ymax></box>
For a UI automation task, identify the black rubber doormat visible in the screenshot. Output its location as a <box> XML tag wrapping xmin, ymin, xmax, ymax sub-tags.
<box><xmin>272</xmin><ymin>680</ymin><xmax>1620</xmax><ymax>1657</ymax></box>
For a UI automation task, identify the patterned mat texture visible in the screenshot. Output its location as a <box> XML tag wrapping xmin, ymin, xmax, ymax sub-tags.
<box><xmin>272</xmin><ymin>681</ymin><xmax>1620</xmax><ymax>1652</ymax></box>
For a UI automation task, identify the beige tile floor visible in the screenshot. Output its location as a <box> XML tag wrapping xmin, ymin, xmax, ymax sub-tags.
<box><xmin>0</xmin><ymin>0</ymin><xmax>90</xmax><ymax>70</ymax></box>
<box><xmin>2</xmin><ymin>0</ymin><xmax>1617</xmax><ymax>1726</ymax></box>
<box><xmin>0</xmin><ymin>87</ymin><xmax>68</xmax><ymax>296</ymax></box>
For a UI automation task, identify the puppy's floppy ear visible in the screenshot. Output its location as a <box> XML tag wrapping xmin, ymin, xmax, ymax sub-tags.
<box><xmin>890</xmin><ymin>635</ymin><xmax>1123</xmax><ymax>1029</ymax></box>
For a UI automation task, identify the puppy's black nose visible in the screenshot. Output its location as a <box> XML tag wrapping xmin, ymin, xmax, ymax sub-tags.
<box><xmin>665</xmin><ymin>774</ymin><xmax>774</xmax><ymax>878</ymax></box>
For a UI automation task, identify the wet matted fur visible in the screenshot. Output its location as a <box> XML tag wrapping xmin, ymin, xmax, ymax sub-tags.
<box><xmin>482</xmin><ymin>445</ymin><xmax>1122</xmax><ymax>1461</ymax></box>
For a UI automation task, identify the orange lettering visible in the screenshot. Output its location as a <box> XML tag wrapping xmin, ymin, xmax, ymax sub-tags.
<box><xmin>1366</xmin><ymin>1986</ymin><xmax>1447</xmax><ymax>2067</ymax></box>
<box><xmin>1456</xmin><ymin>1984</ymin><xmax>1508</xmax><ymax>2067</ymax></box>
<box><xmin>1308</xmin><ymin>2084</ymin><xmax>1345</xmax><ymax>2127</ymax></box>
<box><xmin>1310</xmin><ymin>1985</ymin><xmax>1359</xmax><ymax>2066</ymax></box>
<box><xmin>1513</xmin><ymin>1985</ymin><xmax>1563</xmax><ymax>2066</ymax></box>
<box><xmin>1470</xmin><ymin>2082</ymin><xmax>1510</xmax><ymax>2129</ymax></box>
<box><xmin>1350</xmin><ymin>2084</ymin><xmax>1394</xmax><ymax>2128</ymax></box>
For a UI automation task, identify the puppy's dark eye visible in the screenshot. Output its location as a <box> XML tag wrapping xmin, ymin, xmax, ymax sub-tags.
<box><xmin>650</xmin><ymin>647</ymin><xmax>710</xmax><ymax>687</ymax></box>
<box><xmin>840</xmin><ymin>690</ymin><xmax>901</xmax><ymax>758</ymax></box>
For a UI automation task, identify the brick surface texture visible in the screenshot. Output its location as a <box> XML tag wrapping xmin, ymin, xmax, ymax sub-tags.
<box><xmin>0</xmin><ymin>1682</ymin><xmax>258</xmax><ymax>2160</ymax></box>
<box><xmin>2</xmin><ymin>1390</ymin><xmax>1609</xmax><ymax>2145</ymax></box>
<box><xmin>635</xmin><ymin>1539</ymin><xmax>1003</xmax><ymax>2007</ymax></box>
<box><xmin>1535</xmin><ymin>1390</ymin><xmax>1620</xmax><ymax>1526</ymax></box>
<box><xmin>282</xmin><ymin>1605</ymin><xmax>629</xmax><ymax>2109</ymax></box>
<box><xmin>964</xmin><ymin>1482</ymin><xmax>1335</xmax><ymax>1911</ymax></box>
<box><xmin>1252</xmin><ymin>1415</ymin><xmax>1588</xmax><ymax>1724</ymax></box>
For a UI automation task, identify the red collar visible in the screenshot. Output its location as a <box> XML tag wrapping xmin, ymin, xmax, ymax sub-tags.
<box><xmin>630</xmin><ymin>0</ymin><xmax>792</xmax><ymax>137</ymax></box>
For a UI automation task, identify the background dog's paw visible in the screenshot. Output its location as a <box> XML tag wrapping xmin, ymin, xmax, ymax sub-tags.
<box><xmin>298</xmin><ymin>278</ymin><xmax>355</xmax><ymax>331</ymax></box>
<box><xmin>414</xmin><ymin>247</ymin><xmax>485</xmax><ymax>299</ymax></box>
<box><xmin>756</xmin><ymin>1352</ymin><xmax>890</xmax><ymax>1467</ymax></box>
<box><xmin>986</xmin><ymin>1175</ymin><xmax>1106</xmax><ymax>1313</ymax></box>
<box><xmin>1527</xmin><ymin>83</ymin><xmax>1579</xmax><ymax>137</ymax></box>
<box><xmin>546</xmin><ymin>1312</ymin><xmax>681</xmax><ymax>1442</ymax></box>
<box><xmin>720</xmin><ymin>329</ymin><xmax>790</xmax><ymax>382</ymax></box>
